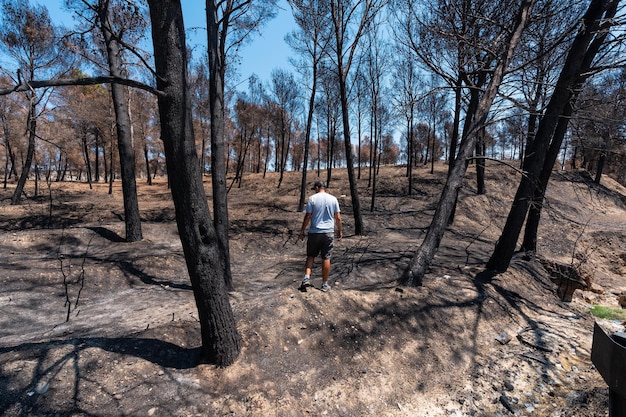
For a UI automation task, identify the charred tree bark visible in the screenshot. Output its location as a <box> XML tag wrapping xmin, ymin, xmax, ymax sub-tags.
<box><xmin>82</xmin><ymin>131</ymin><xmax>94</xmax><ymax>189</ymax></box>
<box><xmin>521</xmin><ymin>101</ymin><xmax>573</xmax><ymax>253</ymax></box>
<box><xmin>2</xmin><ymin>113</ymin><xmax>18</xmax><ymax>187</ymax></box>
<box><xmin>144</xmin><ymin>143</ymin><xmax>152</xmax><ymax>185</ymax></box>
<box><xmin>475</xmin><ymin>127</ymin><xmax>486</xmax><ymax>195</ymax></box>
<box><xmin>297</xmin><ymin>69</ymin><xmax>318</xmax><ymax>212</ymax></box>
<box><xmin>448</xmin><ymin>70</ymin><xmax>486</xmax><ymax>224</ymax></box>
<box><xmin>11</xmin><ymin>98</ymin><xmax>36</xmax><ymax>204</ymax></box>
<box><xmin>147</xmin><ymin>0</ymin><xmax>240</xmax><ymax>366</ymax></box>
<box><xmin>206</xmin><ymin>0</ymin><xmax>233</xmax><ymax>291</ymax></box>
<box><xmin>98</xmin><ymin>0</ymin><xmax>143</xmax><ymax>242</ymax></box>
<box><xmin>339</xmin><ymin>72</ymin><xmax>364</xmax><ymax>234</ymax></box>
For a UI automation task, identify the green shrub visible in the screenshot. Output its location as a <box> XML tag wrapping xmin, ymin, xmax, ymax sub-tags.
<box><xmin>590</xmin><ymin>305</ymin><xmax>626</xmax><ymax>320</ymax></box>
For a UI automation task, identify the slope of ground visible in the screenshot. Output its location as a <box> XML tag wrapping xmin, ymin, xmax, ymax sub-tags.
<box><xmin>1</xmin><ymin>163</ymin><xmax>625</xmax><ymax>416</ymax></box>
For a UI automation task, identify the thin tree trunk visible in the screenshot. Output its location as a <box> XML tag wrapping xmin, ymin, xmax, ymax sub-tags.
<box><xmin>370</xmin><ymin>134</ymin><xmax>378</xmax><ymax>212</ymax></box>
<box><xmin>98</xmin><ymin>0</ymin><xmax>143</xmax><ymax>242</ymax></box>
<box><xmin>147</xmin><ymin>0</ymin><xmax>240</xmax><ymax>366</ymax></box>
<box><xmin>108</xmin><ymin>139</ymin><xmax>114</xmax><ymax>195</ymax></box>
<box><xmin>34</xmin><ymin>158</ymin><xmax>39</xmax><ymax>197</ymax></box>
<box><xmin>207</xmin><ymin>0</ymin><xmax>233</xmax><ymax>291</ymax></box>
<box><xmin>326</xmin><ymin>129</ymin><xmax>334</xmax><ymax>187</ymax></box>
<box><xmin>520</xmin><ymin>65</ymin><xmax>546</xmax><ymax>169</ymax></box>
<box><xmin>144</xmin><ymin>143</ymin><xmax>152</xmax><ymax>185</ymax></box>
<box><xmin>278</xmin><ymin>116</ymin><xmax>289</xmax><ymax>188</ymax></box>
<box><xmin>298</xmin><ymin>68</ymin><xmax>318</xmax><ymax>212</ymax></box>
<box><xmin>475</xmin><ymin>127</ymin><xmax>485</xmax><ymax>195</ymax></box>
<box><xmin>521</xmin><ymin>101</ymin><xmax>574</xmax><ymax>252</ymax></box>
<box><xmin>368</xmin><ymin>113</ymin><xmax>374</xmax><ymax>188</ymax></box>
<box><xmin>11</xmin><ymin>98</ymin><xmax>37</xmax><ymax>204</ymax></box>
<box><xmin>102</xmin><ymin>131</ymin><xmax>109</xmax><ymax>184</ymax></box>
<box><xmin>83</xmin><ymin>134</ymin><xmax>93</xmax><ymax>189</ymax></box>
<box><xmin>370</xmin><ymin>92</ymin><xmax>379</xmax><ymax>210</ymax></box>
<box><xmin>430</xmin><ymin>125</ymin><xmax>436</xmax><ymax>175</ymax></box>
<box><xmin>60</xmin><ymin>156</ymin><xmax>68</xmax><ymax>182</ymax></box>
<box><xmin>406</xmin><ymin>116</ymin><xmax>413</xmax><ymax>192</ymax></box>
<box><xmin>94</xmin><ymin>133</ymin><xmax>100</xmax><ymax>183</ymax></box>
<box><xmin>447</xmin><ymin>76</ymin><xmax>462</xmax><ymax>169</ymax></box>
<box><xmin>339</xmin><ymin>74</ymin><xmax>364</xmax><ymax>234</ymax></box>
<box><xmin>2</xmin><ymin>116</ymin><xmax>18</xmax><ymax>188</ymax></box>
<box><xmin>3</xmin><ymin>148</ymin><xmax>9</xmax><ymax>189</ymax></box>
<box><xmin>357</xmin><ymin>98</ymin><xmax>362</xmax><ymax>180</ymax></box>
<box><xmin>200</xmin><ymin>120</ymin><xmax>208</xmax><ymax>175</ymax></box>
<box><xmin>450</xmin><ymin>68</ymin><xmax>489</xmax><ymax>223</ymax></box>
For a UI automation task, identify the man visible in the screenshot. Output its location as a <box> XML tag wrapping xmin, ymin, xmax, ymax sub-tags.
<box><xmin>299</xmin><ymin>180</ymin><xmax>342</xmax><ymax>292</ymax></box>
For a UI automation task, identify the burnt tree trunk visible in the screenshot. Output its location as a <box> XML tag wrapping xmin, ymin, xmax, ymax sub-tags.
<box><xmin>147</xmin><ymin>0</ymin><xmax>240</xmax><ymax>366</ymax></box>
<box><xmin>144</xmin><ymin>143</ymin><xmax>152</xmax><ymax>185</ymax></box>
<box><xmin>448</xmin><ymin>70</ymin><xmax>486</xmax><ymax>224</ymax></box>
<box><xmin>82</xmin><ymin>131</ymin><xmax>93</xmax><ymax>189</ymax></box>
<box><xmin>11</xmin><ymin>97</ymin><xmax>36</xmax><ymax>204</ymax></box>
<box><xmin>521</xmin><ymin>101</ymin><xmax>574</xmax><ymax>252</ymax></box>
<box><xmin>475</xmin><ymin>127</ymin><xmax>486</xmax><ymax>195</ymax></box>
<box><xmin>339</xmin><ymin>72</ymin><xmax>364</xmax><ymax>234</ymax></box>
<box><xmin>2</xmin><ymin>113</ymin><xmax>18</xmax><ymax>187</ymax></box>
<box><xmin>98</xmin><ymin>1</ymin><xmax>143</xmax><ymax>242</ymax></box>
<box><xmin>206</xmin><ymin>0</ymin><xmax>233</xmax><ymax>291</ymax></box>
<box><xmin>298</xmin><ymin>68</ymin><xmax>318</xmax><ymax>212</ymax></box>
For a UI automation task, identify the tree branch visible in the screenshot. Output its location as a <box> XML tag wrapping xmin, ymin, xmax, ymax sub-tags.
<box><xmin>0</xmin><ymin>76</ymin><xmax>164</xmax><ymax>97</ymax></box>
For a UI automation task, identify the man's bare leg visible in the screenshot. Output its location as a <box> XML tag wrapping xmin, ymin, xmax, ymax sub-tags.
<box><xmin>322</xmin><ymin>259</ymin><xmax>331</xmax><ymax>283</ymax></box>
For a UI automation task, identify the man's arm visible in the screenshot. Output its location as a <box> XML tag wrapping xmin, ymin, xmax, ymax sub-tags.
<box><xmin>334</xmin><ymin>212</ymin><xmax>342</xmax><ymax>240</ymax></box>
<box><xmin>299</xmin><ymin>212</ymin><xmax>312</xmax><ymax>240</ymax></box>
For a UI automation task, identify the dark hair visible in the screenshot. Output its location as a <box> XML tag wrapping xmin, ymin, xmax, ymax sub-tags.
<box><xmin>312</xmin><ymin>180</ymin><xmax>326</xmax><ymax>190</ymax></box>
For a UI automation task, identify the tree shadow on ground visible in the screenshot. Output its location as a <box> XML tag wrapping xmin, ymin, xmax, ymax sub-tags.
<box><xmin>0</xmin><ymin>334</ymin><xmax>202</xmax><ymax>416</ymax></box>
<box><xmin>316</xmin><ymin>259</ymin><xmax>579</xmax><ymax>399</ymax></box>
<box><xmin>0</xmin><ymin>337</ymin><xmax>201</xmax><ymax>371</ymax></box>
<box><xmin>0</xmin><ymin>213</ymin><xmax>83</xmax><ymax>231</ymax></box>
<box><xmin>86</xmin><ymin>226</ymin><xmax>125</xmax><ymax>243</ymax></box>
<box><xmin>117</xmin><ymin>260</ymin><xmax>192</xmax><ymax>291</ymax></box>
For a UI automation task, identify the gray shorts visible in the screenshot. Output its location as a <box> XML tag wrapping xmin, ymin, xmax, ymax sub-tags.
<box><xmin>307</xmin><ymin>232</ymin><xmax>334</xmax><ymax>260</ymax></box>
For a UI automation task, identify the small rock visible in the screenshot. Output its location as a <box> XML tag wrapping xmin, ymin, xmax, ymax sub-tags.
<box><xmin>496</xmin><ymin>332</ymin><xmax>512</xmax><ymax>345</ymax></box>
<box><xmin>499</xmin><ymin>395</ymin><xmax>515</xmax><ymax>413</ymax></box>
<box><xmin>35</xmin><ymin>381</ymin><xmax>49</xmax><ymax>395</ymax></box>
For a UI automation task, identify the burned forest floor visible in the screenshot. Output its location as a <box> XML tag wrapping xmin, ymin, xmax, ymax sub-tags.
<box><xmin>1</xmin><ymin>163</ymin><xmax>626</xmax><ymax>416</ymax></box>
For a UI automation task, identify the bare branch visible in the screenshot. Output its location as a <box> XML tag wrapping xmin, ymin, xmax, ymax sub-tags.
<box><xmin>0</xmin><ymin>76</ymin><xmax>163</xmax><ymax>97</ymax></box>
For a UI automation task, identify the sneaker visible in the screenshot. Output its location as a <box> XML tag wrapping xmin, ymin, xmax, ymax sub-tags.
<box><xmin>301</xmin><ymin>277</ymin><xmax>311</xmax><ymax>287</ymax></box>
<box><xmin>321</xmin><ymin>282</ymin><xmax>330</xmax><ymax>292</ymax></box>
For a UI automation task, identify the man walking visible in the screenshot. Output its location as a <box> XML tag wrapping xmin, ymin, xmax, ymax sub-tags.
<box><xmin>299</xmin><ymin>181</ymin><xmax>342</xmax><ymax>292</ymax></box>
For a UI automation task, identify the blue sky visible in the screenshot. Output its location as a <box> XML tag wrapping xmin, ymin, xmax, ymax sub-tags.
<box><xmin>29</xmin><ymin>0</ymin><xmax>295</xmax><ymax>88</ymax></box>
<box><xmin>181</xmin><ymin>0</ymin><xmax>296</xmax><ymax>87</ymax></box>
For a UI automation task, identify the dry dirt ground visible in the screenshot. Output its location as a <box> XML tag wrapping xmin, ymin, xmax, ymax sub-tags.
<box><xmin>1</xmin><ymin>163</ymin><xmax>625</xmax><ymax>417</ymax></box>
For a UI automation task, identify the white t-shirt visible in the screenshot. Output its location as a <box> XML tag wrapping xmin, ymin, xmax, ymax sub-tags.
<box><xmin>306</xmin><ymin>192</ymin><xmax>340</xmax><ymax>234</ymax></box>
